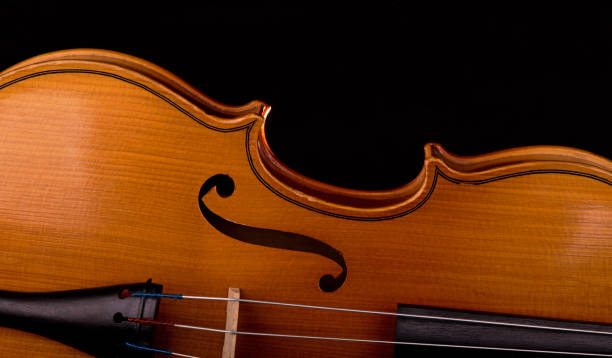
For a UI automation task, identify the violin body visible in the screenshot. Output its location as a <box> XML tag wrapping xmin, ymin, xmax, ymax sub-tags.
<box><xmin>1</xmin><ymin>49</ymin><xmax>612</xmax><ymax>357</ymax></box>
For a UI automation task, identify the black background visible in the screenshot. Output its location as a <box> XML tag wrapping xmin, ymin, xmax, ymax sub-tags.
<box><xmin>2</xmin><ymin>2</ymin><xmax>610</xmax><ymax>190</ymax></box>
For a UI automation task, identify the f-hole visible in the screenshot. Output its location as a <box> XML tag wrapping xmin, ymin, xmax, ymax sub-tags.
<box><xmin>198</xmin><ymin>174</ymin><xmax>347</xmax><ymax>292</ymax></box>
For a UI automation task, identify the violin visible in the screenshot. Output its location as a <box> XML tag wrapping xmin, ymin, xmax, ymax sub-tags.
<box><xmin>1</xmin><ymin>49</ymin><xmax>611</xmax><ymax>358</ymax></box>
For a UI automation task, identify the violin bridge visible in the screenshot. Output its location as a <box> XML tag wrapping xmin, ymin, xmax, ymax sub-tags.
<box><xmin>222</xmin><ymin>288</ymin><xmax>241</xmax><ymax>358</ymax></box>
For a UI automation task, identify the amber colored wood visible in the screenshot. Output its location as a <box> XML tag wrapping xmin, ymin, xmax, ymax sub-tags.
<box><xmin>0</xmin><ymin>49</ymin><xmax>611</xmax><ymax>357</ymax></box>
<box><xmin>222</xmin><ymin>288</ymin><xmax>240</xmax><ymax>358</ymax></box>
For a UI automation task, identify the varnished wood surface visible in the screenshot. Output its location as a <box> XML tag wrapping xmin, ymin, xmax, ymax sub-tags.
<box><xmin>0</xmin><ymin>49</ymin><xmax>611</xmax><ymax>357</ymax></box>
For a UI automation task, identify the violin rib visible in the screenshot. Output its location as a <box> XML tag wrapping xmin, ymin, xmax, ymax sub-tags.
<box><xmin>1</xmin><ymin>49</ymin><xmax>269</xmax><ymax>119</ymax></box>
<box><xmin>259</xmin><ymin>133</ymin><xmax>612</xmax><ymax>218</ymax></box>
<box><xmin>3</xmin><ymin>49</ymin><xmax>611</xmax><ymax>219</ymax></box>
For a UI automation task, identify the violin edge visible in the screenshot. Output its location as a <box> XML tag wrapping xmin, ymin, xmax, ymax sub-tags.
<box><xmin>428</xmin><ymin>142</ymin><xmax>612</xmax><ymax>175</ymax></box>
<box><xmin>0</xmin><ymin>48</ymin><xmax>270</xmax><ymax>120</ymax></box>
<box><xmin>2</xmin><ymin>49</ymin><xmax>611</xmax><ymax>219</ymax></box>
<box><xmin>257</xmin><ymin>129</ymin><xmax>612</xmax><ymax>218</ymax></box>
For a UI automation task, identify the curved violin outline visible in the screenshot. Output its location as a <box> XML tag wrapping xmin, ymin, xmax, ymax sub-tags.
<box><xmin>2</xmin><ymin>68</ymin><xmax>612</xmax><ymax>223</ymax></box>
<box><xmin>198</xmin><ymin>174</ymin><xmax>347</xmax><ymax>292</ymax></box>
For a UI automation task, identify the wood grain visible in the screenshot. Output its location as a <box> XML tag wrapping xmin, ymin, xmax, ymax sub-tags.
<box><xmin>0</xmin><ymin>49</ymin><xmax>611</xmax><ymax>357</ymax></box>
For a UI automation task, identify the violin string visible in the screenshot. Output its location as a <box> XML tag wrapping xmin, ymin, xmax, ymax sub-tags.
<box><xmin>125</xmin><ymin>342</ymin><xmax>199</xmax><ymax>358</ymax></box>
<box><xmin>127</xmin><ymin>317</ymin><xmax>612</xmax><ymax>357</ymax></box>
<box><xmin>131</xmin><ymin>292</ymin><xmax>612</xmax><ymax>337</ymax></box>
